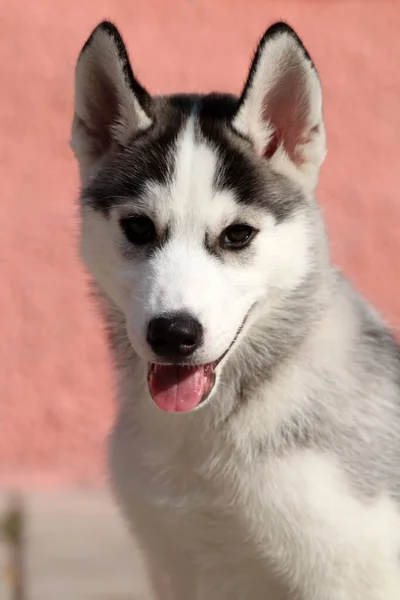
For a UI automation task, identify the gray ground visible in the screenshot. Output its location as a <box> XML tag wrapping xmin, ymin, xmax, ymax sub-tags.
<box><xmin>0</xmin><ymin>490</ymin><xmax>151</xmax><ymax>600</ymax></box>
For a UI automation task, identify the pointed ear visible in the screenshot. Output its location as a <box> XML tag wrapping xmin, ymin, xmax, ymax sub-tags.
<box><xmin>232</xmin><ymin>23</ymin><xmax>326</xmax><ymax>190</ymax></box>
<box><xmin>71</xmin><ymin>21</ymin><xmax>152</xmax><ymax>176</ymax></box>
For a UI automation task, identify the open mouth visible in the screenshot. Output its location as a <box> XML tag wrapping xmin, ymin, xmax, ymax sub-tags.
<box><xmin>147</xmin><ymin>307</ymin><xmax>254</xmax><ymax>413</ymax></box>
<box><xmin>147</xmin><ymin>358</ymin><xmax>221</xmax><ymax>413</ymax></box>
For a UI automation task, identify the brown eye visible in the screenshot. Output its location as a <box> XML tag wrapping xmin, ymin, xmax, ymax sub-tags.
<box><xmin>120</xmin><ymin>216</ymin><xmax>156</xmax><ymax>246</ymax></box>
<box><xmin>220</xmin><ymin>224</ymin><xmax>257</xmax><ymax>250</ymax></box>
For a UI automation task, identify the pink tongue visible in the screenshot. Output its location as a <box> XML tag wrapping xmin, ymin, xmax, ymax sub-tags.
<box><xmin>148</xmin><ymin>364</ymin><xmax>206</xmax><ymax>412</ymax></box>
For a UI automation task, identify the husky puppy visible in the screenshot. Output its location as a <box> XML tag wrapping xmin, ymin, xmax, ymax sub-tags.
<box><xmin>71</xmin><ymin>20</ymin><xmax>400</xmax><ymax>600</ymax></box>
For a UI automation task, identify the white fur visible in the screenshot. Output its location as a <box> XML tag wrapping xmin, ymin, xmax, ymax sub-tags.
<box><xmin>109</xmin><ymin>297</ymin><xmax>400</xmax><ymax>600</ymax></box>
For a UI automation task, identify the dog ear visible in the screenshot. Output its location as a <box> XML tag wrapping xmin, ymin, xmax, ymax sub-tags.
<box><xmin>232</xmin><ymin>22</ymin><xmax>326</xmax><ymax>190</ymax></box>
<box><xmin>71</xmin><ymin>21</ymin><xmax>152</xmax><ymax>175</ymax></box>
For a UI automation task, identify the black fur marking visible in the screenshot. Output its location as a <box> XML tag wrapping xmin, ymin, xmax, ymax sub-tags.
<box><xmin>203</xmin><ymin>232</ymin><xmax>222</xmax><ymax>260</ymax></box>
<box><xmin>168</xmin><ymin>93</ymin><xmax>239</xmax><ymax>122</ymax></box>
<box><xmin>83</xmin><ymin>99</ymin><xmax>186</xmax><ymax>215</ymax></box>
<box><xmin>203</xmin><ymin>120</ymin><xmax>305</xmax><ymax>222</ymax></box>
<box><xmin>83</xmin><ymin>92</ymin><xmax>304</xmax><ymax>221</ymax></box>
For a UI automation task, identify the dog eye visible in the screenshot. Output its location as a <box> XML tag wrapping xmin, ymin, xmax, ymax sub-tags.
<box><xmin>220</xmin><ymin>224</ymin><xmax>256</xmax><ymax>249</ymax></box>
<box><xmin>120</xmin><ymin>216</ymin><xmax>156</xmax><ymax>246</ymax></box>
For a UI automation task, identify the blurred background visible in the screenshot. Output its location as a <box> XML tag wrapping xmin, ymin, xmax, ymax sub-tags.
<box><xmin>1</xmin><ymin>0</ymin><xmax>399</xmax><ymax>598</ymax></box>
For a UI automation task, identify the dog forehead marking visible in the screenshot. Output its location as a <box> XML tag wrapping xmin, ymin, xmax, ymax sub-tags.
<box><xmin>147</xmin><ymin>115</ymin><xmax>241</xmax><ymax>237</ymax></box>
<box><xmin>167</xmin><ymin>116</ymin><xmax>218</xmax><ymax>219</ymax></box>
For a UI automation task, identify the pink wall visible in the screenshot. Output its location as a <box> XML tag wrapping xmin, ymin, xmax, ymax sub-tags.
<box><xmin>1</xmin><ymin>0</ymin><xmax>400</xmax><ymax>488</ymax></box>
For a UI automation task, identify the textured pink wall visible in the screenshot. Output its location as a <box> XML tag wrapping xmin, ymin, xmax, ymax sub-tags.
<box><xmin>1</xmin><ymin>0</ymin><xmax>400</xmax><ymax>488</ymax></box>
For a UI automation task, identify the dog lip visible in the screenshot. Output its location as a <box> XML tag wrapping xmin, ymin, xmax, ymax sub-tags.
<box><xmin>147</xmin><ymin>347</ymin><xmax>226</xmax><ymax>376</ymax></box>
<box><xmin>147</xmin><ymin>357</ymin><xmax>220</xmax><ymax>376</ymax></box>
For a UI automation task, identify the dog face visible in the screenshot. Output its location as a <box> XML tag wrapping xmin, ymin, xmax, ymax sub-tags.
<box><xmin>72</xmin><ymin>22</ymin><xmax>326</xmax><ymax>412</ymax></box>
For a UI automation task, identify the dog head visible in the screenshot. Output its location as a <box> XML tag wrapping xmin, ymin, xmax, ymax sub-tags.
<box><xmin>71</xmin><ymin>21</ymin><xmax>327</xmax><ymax>412</ymax></box>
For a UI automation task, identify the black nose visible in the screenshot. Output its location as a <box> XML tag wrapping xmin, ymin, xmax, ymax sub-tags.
<box><xmin>146</xmin><ymin>312</ymin><xmax>203</xmax><ymax>359</ymax></box>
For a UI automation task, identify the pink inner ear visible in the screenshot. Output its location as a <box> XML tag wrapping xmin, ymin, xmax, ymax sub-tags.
<box><xmin>263</xmin><ymin>131</ymin><xmax>279</xmax><ymax>159</ymax></box>
<box><xmin>79</xmin><ymin>63</ymin><xmax>124</xmax><ymax>162</ymax></box>
<box><xmin>261</xmin><ymin>65</ymin><xmax>310</xmax><ymax>164</ymax></box>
